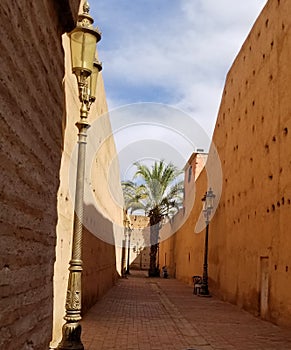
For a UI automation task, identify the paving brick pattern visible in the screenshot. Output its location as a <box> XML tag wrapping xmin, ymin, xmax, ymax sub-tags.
<box><xmin>81</xmin><ymin>271</ymin><xmax>291</xmax><ymax>350</ymax></box>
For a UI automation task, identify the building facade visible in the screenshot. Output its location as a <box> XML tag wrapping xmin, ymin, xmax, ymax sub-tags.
<box><xmin>129</xmin><ymin>215</ymin><xmax>150</xmax><ymax>271</ymax></box>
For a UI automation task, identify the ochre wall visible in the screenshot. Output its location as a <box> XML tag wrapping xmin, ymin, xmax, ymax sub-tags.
<box><xmin>210</xmin><ymin>0</ymin><xmax>291</xmax><ymax>325</ymax></box>
<box><xmin>160</xmin><ymin>0</ymin><xmax>291</xmax><ymax>327</ymax></box>
<box><xmin>82</xmin><ymin>228</ymin><xmax>118</xmax><ymax>315</ymax></box>
<box><xmin>0</xmin><ymin>1</ymin><xmax>79</xmax><ymax>349</ymax></box>
<box><xmin>159</xmin><ymin>171</ymin><xmax>207</xmax><ymax>284</ymax></box>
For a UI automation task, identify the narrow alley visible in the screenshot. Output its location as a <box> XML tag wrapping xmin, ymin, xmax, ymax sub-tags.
<box><xmin>81</xmin><ymin>271</ymin><xmax>291</xmax><ymax>350</ymax></box>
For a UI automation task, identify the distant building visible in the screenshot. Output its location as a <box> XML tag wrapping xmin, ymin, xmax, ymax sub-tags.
<box><xmin>183</xmin><ymin>152</ymin><xmax>208</xmax><ymax>219</ymax></box>
<box><xmin>129</xmin><ymin>215</ymin><xmax>151</xmax><ymax>270</ymax></box>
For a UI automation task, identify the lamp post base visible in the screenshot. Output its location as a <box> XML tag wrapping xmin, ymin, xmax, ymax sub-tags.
<box><xmin>198</xmin><ymin>284</ymin><xmax>211</xmax><ymax>297</ymax></box>
<box><xmin>57</xmin><ymin>322</ymin><xmax>84</xmax><ymax>350</ymax></box>
<box><xmin>148</xmin><ymin>267</ymin><xmax>160</xmax><ymax>277</ymax></box>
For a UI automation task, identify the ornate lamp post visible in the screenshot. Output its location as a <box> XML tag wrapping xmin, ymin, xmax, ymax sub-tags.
<box><xmin>57</xmin><ymin>2</ymin><xmax>102</xmax><ymax>349</ymax></box>
<box><xmin>199</xmin><ymin>188</ymin><xmax>215</xmax><ymax>296</ymax></box>
<box><xmin>126</xmin><ymin>216</ymin><xmax>132</xmax><ymax>275</ymax></box>
<box><xmin>122</xmin><ymin>210</ymin><xmax>128</xmax><ymax>277</ymax></box>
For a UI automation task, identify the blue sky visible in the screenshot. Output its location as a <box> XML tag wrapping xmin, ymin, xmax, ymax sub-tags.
<box><xmin>88</xmin><ymin>0</ymin><xmax>267</xmax><ymax>179</ymax></box>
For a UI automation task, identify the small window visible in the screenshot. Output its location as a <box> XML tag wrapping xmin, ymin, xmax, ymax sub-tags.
<box><xmin>188</xmin><ymin>166</ymin><xmax>192</xmax><ymax>182</ymax></box>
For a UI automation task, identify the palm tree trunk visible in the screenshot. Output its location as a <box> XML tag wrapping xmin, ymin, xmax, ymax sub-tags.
<box><xmin>148</xmin><ymin>217</ymin><xmax>160</xmax><ymax>277</ymax></box>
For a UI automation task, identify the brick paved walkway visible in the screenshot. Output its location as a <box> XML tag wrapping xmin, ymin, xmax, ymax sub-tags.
<box><xmin>81</xmin><ymin>271</ymin><xmax>291</xmax><ymax>350</ymax></box>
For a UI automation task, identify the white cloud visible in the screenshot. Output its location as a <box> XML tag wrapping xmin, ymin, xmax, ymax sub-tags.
<box><xmin>96</xmin><ymin>1</ymin><xmax>266</xmax><ymax>97</ymax></box>
<box><xmin>90</xmin><ymin>0</ymin><xmax>267</xmax><ymax>175</ymax></box>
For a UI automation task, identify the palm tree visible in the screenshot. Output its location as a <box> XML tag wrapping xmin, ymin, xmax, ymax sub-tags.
<box><xmin>122</xmin><ymin>160</ymin><xmax>184</xmax><ymax>277</ymax></box>
<box><xmin>122</xmin><ymin>180</ymin><xmax>147</xmax><ymax>214</ymax></box>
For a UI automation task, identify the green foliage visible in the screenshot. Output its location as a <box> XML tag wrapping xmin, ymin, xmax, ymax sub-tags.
<box><xmin>122</xmin><ymin>160</ymin><xmax>184</xmax><ymax>221</ymax></box>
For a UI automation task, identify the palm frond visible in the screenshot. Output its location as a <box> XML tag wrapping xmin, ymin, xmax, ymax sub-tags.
<box><xmin>122</xmin><ymin>160</ymin><xmax>184</xmax><ymax>221</ymax></box>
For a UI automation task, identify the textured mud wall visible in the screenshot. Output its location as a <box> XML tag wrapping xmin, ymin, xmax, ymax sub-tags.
<box><xmin>161</xmin><ymin>0</ymin><xmax>291</xmax><ymax>327</ymax></box>
<box><xmin>0</xmin><ymin>1</ymin><xmax>79</xmax><ymax>349</ymax></box>
<box><xmin>210</xmin><ymin>0</ymin><xmax>291</xmax><ymax>326</ymax></box>
<box><xmin>0</xmin><ymin>1</ymin><xmax>123</xmax><ymax>349</ymax></box>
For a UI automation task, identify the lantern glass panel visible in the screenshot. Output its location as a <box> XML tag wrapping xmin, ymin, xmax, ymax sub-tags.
<box><xmin>206</xmin><ymin>190</ymin><xmax>214</xmax><ymax>210</ymax></box>
<box><xmin>70</xmin><ymin>29</ymin><xmax>97</xmax><ymax>76</ymax></box>
<box><xmin>89</xmin><ymin>63</ymin><xmax>99</xmax><ymax>100</ymax></box>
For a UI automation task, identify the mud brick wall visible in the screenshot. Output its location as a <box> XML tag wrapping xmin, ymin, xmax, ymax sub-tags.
<box><xmin>160</xmin><ymin>0</ymin><xmax>291</xmax><ymax>328</ymax></box>
<box><xmin>0</xmin><ymin>1</ymin><xmax>79</xmax><ymax>349</ymax></box>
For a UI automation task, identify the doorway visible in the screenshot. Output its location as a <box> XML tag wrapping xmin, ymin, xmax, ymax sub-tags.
<box><xmin>260</xmin><ymin>256</ymin><xmax>269</xmax><ymax>319</ymax></box>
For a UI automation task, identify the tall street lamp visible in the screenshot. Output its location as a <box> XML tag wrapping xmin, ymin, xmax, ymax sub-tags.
<box><xmin>199</xmin><ymin>188</ymin><xmax>215</xmax><ymax>297</ymax></box>
<box><xmin>122</xmin><ymin>210</ymin><xmax>129</xmax><ymax>277</ymax></box>
<box><xmin>126</xmin><ymin>216</ymin><xmax>132</xmax><ymax>275</ymax></box>
<box><xmin>57</xmin><ymin>2</ymin><xmax>102</xmax><ymax>349</ymax></box>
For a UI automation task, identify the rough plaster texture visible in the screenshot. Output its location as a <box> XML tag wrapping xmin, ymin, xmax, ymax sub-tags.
<box><xmin>0</xmin><ymin>1</ymin><xmax>79</xmax><ymax>349</ymax></box>
<box><xmin>160</xmin><ymin>0</ymin><xmax>291</xmax><ymax>327</ymax></box>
